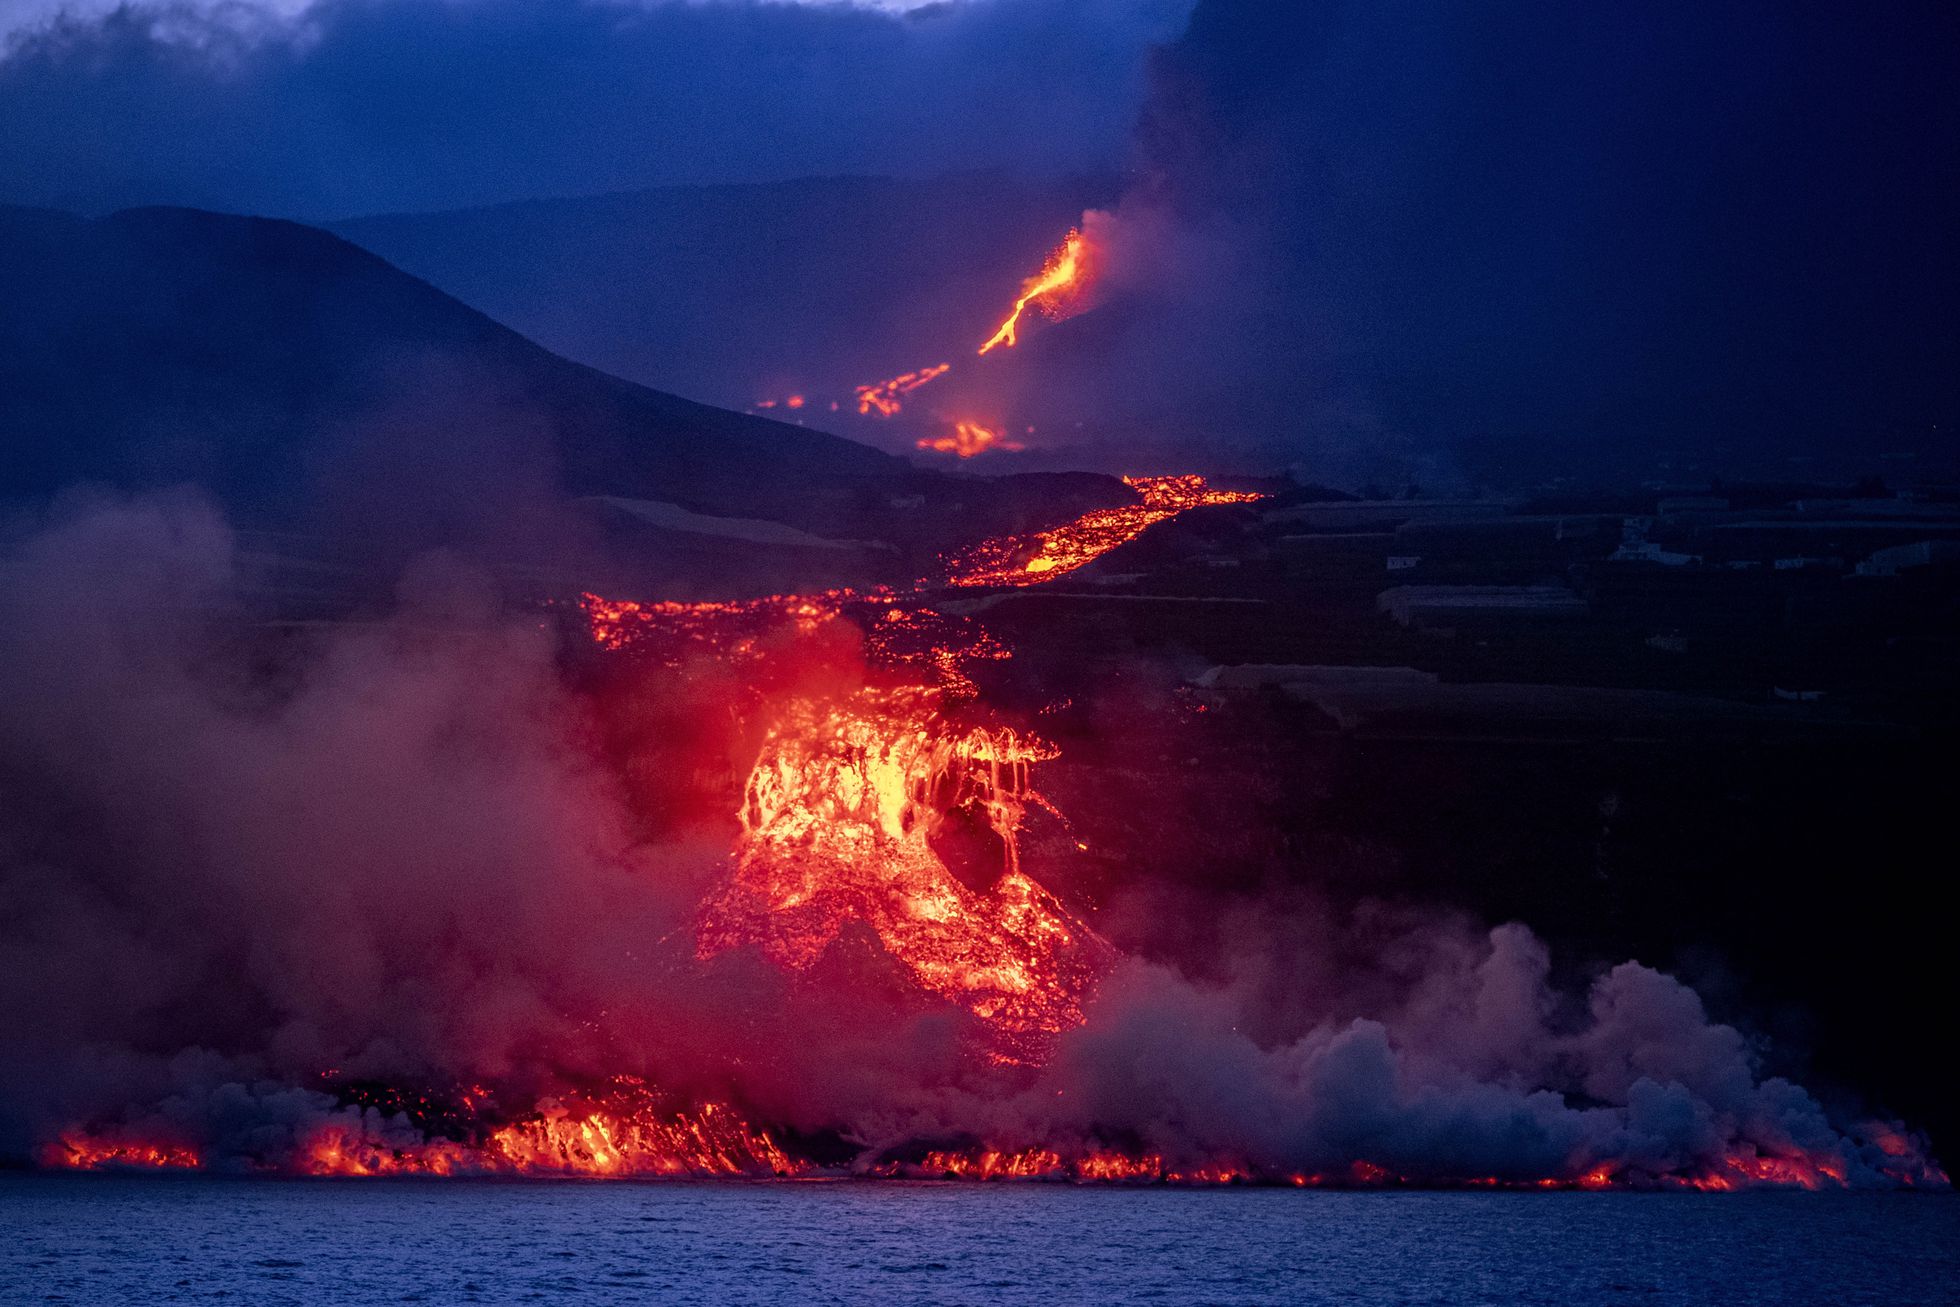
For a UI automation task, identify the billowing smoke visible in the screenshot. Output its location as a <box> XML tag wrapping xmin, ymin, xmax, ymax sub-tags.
<box><xmin>0</xmin><ymin>491</ymin><xmax>1940</xmax><ymax>1185</ymax></box>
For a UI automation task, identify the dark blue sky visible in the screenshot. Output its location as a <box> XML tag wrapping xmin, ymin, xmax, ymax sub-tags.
<box><xmin>0</xmin><ymin>0</ymin><xmax>1193</xmax><ymax>216</ymax></box>
<box><xmin>1089</xmin><ymin>0</ymin><xmax>1959</xmax><ymax>481</ymax></box>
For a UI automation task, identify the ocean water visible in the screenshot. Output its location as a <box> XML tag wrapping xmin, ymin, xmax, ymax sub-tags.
<box><xmin>2</xmin><ymin>1176</ymin><xmax>1956</xmax><ymax>1306</ymax></box>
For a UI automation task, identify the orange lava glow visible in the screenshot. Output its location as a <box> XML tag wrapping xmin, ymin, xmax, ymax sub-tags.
<box><xmin>41</xmin><ymin>1135</ymin><xmax>201</xmax><ymax>1171</ymax></box>
<box><xmin>884</xmin><ymin>1148</ymin><xmax>1254</xmax><ymax>1184</ymax></box>
<box><xmin>855</xmin><ymin>363</ymin><xmax>952</xmax><ymax>417</ymax></box>
<box><xmin>298</xmin><ymin>1098</ymin><xmax>799</xmax><ymax>1179</ymax></box>
<box><xmin>1672</xmin><ymin>1152</ymin><xmax>1850</xmax><ymax>1192</ymax></box>
<box><xmin>978</xmin><ymin>228</ymin><xmax>1092</xmax><ymax>355</ymax></box>
<box><xmin>916</xmin><ymin>420</ymin><xmax>1025</xmax><ymax>459</ymax></box>
<box><xmin>52</xmin><ymin>1117</ymin><xmax>1922</xmax><ymax>1187</ymax></box>
<box><xmin>580</xmin><ymin>578</ymin><xmax>1110</xmax><ymax>1062</ymax></box>
<box><xmin>581</xmin><ymin>589</ymin><xmax>850</xmax><ymax>653</ymax></box>
<box><xmin>44</xmin><ymin>484</ymin><xmax>1944</xmax><ymax>1192</ymax></box>
<box><xmin>699</xmin><ymin>686</ymin><xmax>1109</xmax><ymax>1059</ymax></box>
<box><xmin>576</xmin><ymin>482</ymin><xmax>1270</xmax><ymax>1055</ymax></box>
<box><xmin>940</xmin><ymin>474</ymin><xmax>1265</xmax><ymax>587</ymax></box>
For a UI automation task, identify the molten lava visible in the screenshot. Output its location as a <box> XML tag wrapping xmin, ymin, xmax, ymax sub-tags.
<box><xmin>42</xmin><ymin>1136</ymin><xmax>201</xmax><ymax>1171</ymax></box>
<box><xmin>298</xmin><ymin>1092</ymin><xmax>799</xmax><ymax>1178</ymax></box>
<box><xmin>941</xmin><ymin>474</ymin><xmax>1263</xmax><ymax>587</ymax></box>
<box><xmin>39</xmin><ymin>482</ymin><xmax>1950</xmax><ymax>1192</ymax></box>
<box><xmin>584</xmin><ymin>486</ymin><xmax>1274</xmax><ymax>1049</ymax></box>
<box><xmin>580</xmin><ymin>581</ymin><xmax>1110</xmax><ymax>1061</ymax></box>
<box><xmin>855</xmin><ymin>363</ymin><xmax>951</xmax><ymax>417</ymax></box>
<box><xmin>699</xmin><ymin>688</ymin><xmax>1107</xmax><ymax>1059</ymax></box>
<box><xmin>916</xmin><ymin>420</ymin><xmax>1025</xmax><ymax>459</ymax></box>
<box><xmin>979</xmin><ymin>228</ymin><xmax>1092</xmax><ymax>355</ymax></box>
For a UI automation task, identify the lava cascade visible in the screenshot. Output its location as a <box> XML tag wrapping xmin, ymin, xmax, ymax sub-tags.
<box><xmin>699</xmin><ymin>688</ymin><xmax>1106</xmax><ymax>1057</ymax></box>
<box><xmin>581</xmin><ymin>577</ymin><xmax>1115</xmax><ymax>1061</ymax></box>
<box><xmin>978</xmin><ymin>228</ymin><xmax>1092</xmax><ymax>355</ymax></box>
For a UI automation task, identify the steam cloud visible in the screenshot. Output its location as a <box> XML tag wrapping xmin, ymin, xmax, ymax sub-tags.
<box><xmin>0</xmin><ymin>492</ymin><xmax>1938</xmax><ymax>1185</ymax></box>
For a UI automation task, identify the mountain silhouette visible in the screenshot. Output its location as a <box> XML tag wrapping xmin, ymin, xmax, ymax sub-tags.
<box><xmin>0</xmin><ymin>204</ymin><xmax>1125</xmax><ymax>574</ymax></box>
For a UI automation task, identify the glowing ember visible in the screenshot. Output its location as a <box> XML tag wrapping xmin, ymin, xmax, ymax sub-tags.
<box><xmin>855</xmin><ymin>363</ymin><xmax>952</xmax><ymax>417</ymax></box>
<box><xmin>940</xmin><ymin>474</ymin><xmax>1264</xmax><ymax>587</ymax></box>
<box><xmin>979</xmin><ymin>228</ymin><xmax>1092</xmax><ymax>355</ymax></box>
<box><xmin>916</xmin><ymin>420</ymin><xmax>1025</xmax><ymax>459</ymax></box>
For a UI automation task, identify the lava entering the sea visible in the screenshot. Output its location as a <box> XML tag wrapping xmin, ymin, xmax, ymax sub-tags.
<box><xmin>29</xmin><ymin>482</ymin><xmax>1950</xmax><ymax>1193</ymax></box>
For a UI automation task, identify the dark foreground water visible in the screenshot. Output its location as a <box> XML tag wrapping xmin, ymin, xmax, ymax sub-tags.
<box><xmin>2</xmin><ymin>1176</ymin><xmax>1956</xmax><ymax>1306</ymax></box>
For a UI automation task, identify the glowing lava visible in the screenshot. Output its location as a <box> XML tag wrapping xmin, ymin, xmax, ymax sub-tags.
<box><xmin>298</xmin><ymin>1093</ymin><xmax>799</xmax><ymax>1178</ymax></box>
<box><xmin>579</xmin><ymin>583</ymin><xmax>1109</xmax><ymax>1061</ymax></box>
<box><xmin>574</xmin><ymin>482</ymin><xmax>1271</xmax><ymax>1050</ymax></box>
<box><xmin>978</xmin><ymin>228</ymin><xmax>1092</xmax><ymax>355</ymax></box>
<box><xmin>42</xmin><ymin>1136</ymin><xmax>201</xmax><ymax>1171</ymax></box>
<box><xmin>855</xmin><ymin>363</ymin><xmax>952</xmax><ymax>417</ymax></box>
<box><xmin>916</xmin><ymin>420</ymin><xmax>1025</xmax><ymax>459</ymax></box>
<box><xmin>941</xmin><ymin>474</ymin><xmax>1263</xmax><ymax>587</ymax></box>
<box><xmin>699</xmin><ymin>688</ymin><xmax>1107</xmax><ymax>1059</ymax></box>
<box><xmin>42</xmin><ymin>480</ymin><xmax>1947</xmax><ymax>1192</ymax></box>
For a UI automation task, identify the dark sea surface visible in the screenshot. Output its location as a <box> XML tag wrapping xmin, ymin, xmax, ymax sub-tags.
<box><xmin>2</xmin><ymin>1175</ymin><xmax>1956</xmax><ymax>1306</ymax></box>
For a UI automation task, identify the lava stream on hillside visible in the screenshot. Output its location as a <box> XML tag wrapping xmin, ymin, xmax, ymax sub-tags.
<box><xmin>941</xmin><ymin>475</ymin><xmax>1263</xmax><ymax>586</ymax></box>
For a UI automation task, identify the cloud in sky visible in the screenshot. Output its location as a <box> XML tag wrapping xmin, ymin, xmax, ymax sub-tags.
<box><xmin>0</xmin><ymin>0</ymin><xmax>1196</xmax><ymax>217</ymax></box>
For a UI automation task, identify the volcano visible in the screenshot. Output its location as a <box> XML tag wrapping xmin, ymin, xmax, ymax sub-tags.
<box><xmin>0</xmin><ymin>204</ymin><xmax>1131</xmax><ymax>578</ymax></box>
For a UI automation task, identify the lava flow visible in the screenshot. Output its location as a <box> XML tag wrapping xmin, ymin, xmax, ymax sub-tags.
<box><xmin>856</xmin><ymin>363</ymin><xmax>951</xmax><ymax>417</ymax></box>
<box><xmin>941</xmin><ymin>474</ymin><xmax>1263</xmax><ymax>587</ymax></box>
<box><xmin>573</xmin><ymin>477</ymin><xmax>1269</xmax><ymax>1053</ymax></box>
<box><xmin>43</xmin><ymin>1137</ymin><xmax>202</xmax><ymax>1171</ymax></box>
<box><xmin>699</xmin><ymin>687</ymin><xmax>1107</xmax><ymax>1059</ymax></box>
<box><xmin>916</xmin><ymin>419</ymin><xmax>1024</xmax><ymax>459</ymax></box>
<box><xmin>580</xmin><ymin>579</ymin><xmax>1112</xmax><ymax>1062</ymax></box>
<box><xmin>978</xmin><ymin>228</ymin><xmax>1093</xmax><ymax>354</ymax></box>
<box><xmin>31</xmin><ymin>483</ymin><xmax>1950</xmax><ymax>1192</ymax></box>
<box><xmin>298</xmin><ymin>1091</ymin><xmax>799</xmax><ymax>1178</ymax></box>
